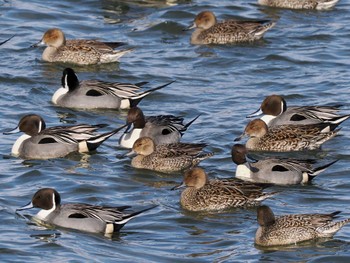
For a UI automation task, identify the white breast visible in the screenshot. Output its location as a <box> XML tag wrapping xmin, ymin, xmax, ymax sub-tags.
<box><xmin>52</xmin><ymin>87</ymin><xmax>68</xmax><ymax>104</ymax></box>
<box><xmin>235</xmin><ymin>164</ymin><xmax>252</xmax><ymax>180</ymax></box>
<box><xmin>12</xmin><ymin>134</ymin><xmax>31</xmax><ymax>156</ymax></box>
<box><xmin>119</xmin><ymin>129</ymin><xmax>142</xmax><ymax>148</ymax></box>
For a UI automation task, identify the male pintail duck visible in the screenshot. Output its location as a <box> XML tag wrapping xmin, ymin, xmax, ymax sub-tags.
<box><xmin>231</xmin><ymin>144</ymin><xmax>338</xmax><ymax>185</ymax></box>
<box><xmin>128</xmin><ymin>137</ymin><xmax>213</xmax><ymax>173</ymax></box>
<box><xmin>172</xmin><ymin>167</ymin><xmax>276</xmax><ymax>212</ymax></box>
<box><xmin>255</xmin><ymin>205</ymin><xmax>350</xmax><ymax>246</ymax></box>
<box><xmin>235</xmin><ymin>119</ymin><xmax>344</xmax><ymax>152</ymax></box>
<box><xmin>247</xmin><ymin>95</ymin><xmax>349</xmax><ymax>127</ymax></box>
<box><xmin>16</xmin><ymin>188</ymin><xmax>157</xmax><ymax>235</ymax></box>
<box><xmin>32</xmin><ymin>28</ymin><xmax>133</xmax><ymax>65</ymax></box>
<box><xmin>119</xmin><ymin>107</ymin><xmax>200</xmax><ymax>148</ymax></box>
<box><xmin>52</xmin><ymin>68</ymin><xmax>174</xmax><ymax>110</ymax></box>
<box><xmin>257</xmin><ymin>0</ymin><xmax>339</xmax><ymax>10</ymax></box>
<box><xmin>3</xmin><ymin>114</ymin><xmax>126</xmax><ymax>159</ymax></box>
<box><xmin>185</xmin><ymin>11</ymin><xmax>276</xmax><ymax>44</ymax></box>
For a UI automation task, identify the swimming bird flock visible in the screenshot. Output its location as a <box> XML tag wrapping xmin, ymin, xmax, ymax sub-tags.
<box><xmin>4</xmin><ymin>0</ymin><xmax>349</xmax><ymax>248</ymax></box>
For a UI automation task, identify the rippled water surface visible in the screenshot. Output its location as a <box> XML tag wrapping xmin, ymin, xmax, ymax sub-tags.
<box><xmin>1</xmin><ymin>0</ymin><xmax>350</xmax><ymax>262</ymax></box>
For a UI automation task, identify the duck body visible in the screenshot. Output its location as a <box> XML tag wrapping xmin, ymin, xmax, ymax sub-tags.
<box><xmin>188</xmin><ymin>11</ymin><xmax>276</xmax><ymax>45</ymax></box>
<box><xmin>255</xmin><ymin>205</ymin><xmax>350</xmax><ymax>246</ymax></box>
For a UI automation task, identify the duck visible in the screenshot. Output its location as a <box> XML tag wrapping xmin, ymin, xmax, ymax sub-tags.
<box><xmin>255</xmin><ymin>205</ymin><xmax>350</xmax><ymax>246</ymax></box>
<box><xmin>257</xmin><ymin>0</ymin><xmax>339</xmax><ymax>10</ymax></box>
<box><xmin>52</xmin><ymin>68</ymin><xmax>174</xmax><ymax>110</ymax></box>
<box><xmin>235</xmin><ymin>119</ymin><xmax>343</xmax><ymax>152</ymax></box>
<box><xmin>247</xmin><ymin>94</ymin><xmax>348</xmax><ymax>127</ymax></box>
<box><xmin>185</xmin><ymin>11</ymin><xmax>276</xmax><ymax>44</ymax></box>
<box><xmin>31</xmin><ymin>28</ymin><xmax>133</xmax><ymax>65</ymax></box>
<box><xmin>128</xmin><ymin>137</ymin><xmax>213</xmax><ymax>173</ymax></box>
<box><xmin>231</xmin><ymin>144</ymin><xmax>338</xmax><ymax>185</ymax></box>
<box><xmin>16</xmin><ymin>188</ymin><xmax>157</xmax><ymax>235</ymax></box>
<box><xmin>119</xmin><ymin>107</ymin><xmax>200</xmax><ymax>148</ymax></box>
<box><xmin>3</xmin><ymin>114</ymin><xmax>126</xmax><ymax>159</ymax></box>
<box><xmin>172</xmin><ymin>167</ymin><xmax>276</xmax><ymax>212</ymax></box>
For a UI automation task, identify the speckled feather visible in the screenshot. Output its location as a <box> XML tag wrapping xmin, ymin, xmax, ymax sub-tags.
<box><xmin>256</xmin><ymin>206</ymin><xmax>350</xmax><ymax>246</ymax></box>
<box><xmin>258</xmin><ymin>0</ymin><xmax>339</xmax><ymax>10</ymax></box>
<box><xmin>197</xmin><ymin>20</ymin><xmax>275</xmax><ymax>44</ymax></box>
<box><xmin>180</xmin><ymin>178</ymin><xmax>274</xmax><ymax>212</ymax></box>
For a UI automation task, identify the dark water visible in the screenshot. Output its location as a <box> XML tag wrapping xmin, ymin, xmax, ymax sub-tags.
<box><xmin>1</xmin><ymin>0</ymin><xmax>350</xmax><ymax>262</ymax></box>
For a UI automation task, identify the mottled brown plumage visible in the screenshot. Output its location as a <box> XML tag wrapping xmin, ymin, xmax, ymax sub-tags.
<box><xmin>255</xmin><ymin>205</ymin><xmax>350</xmax><ymax>246</ymax></box>
<box><xmin>173</xmin><ymin>168</ymin><xmax>275</xmax><ymax>212</ymax></box>
<box><xmin>187</xmin><ymin>11</ymin><xmax>276</xmax><ymax>44</ymax></box>
<box><xmin>258</xmin><ymin>0</ymin><xmax>339</xmax><ymax>10</ymax></box>
<box><xmin>236</xmin><ymin>119</ymin><xmax>340</xmax><ymax>152</ymax></box>
<box><xmin>130</xmin><ymin>137</ymin><xmax>213</xmax><ymax>173</ymax></box>
<box><xmin>32</xmin><ymin>28</ymin><xmax>133</xmax><ymax>65</ymax></box>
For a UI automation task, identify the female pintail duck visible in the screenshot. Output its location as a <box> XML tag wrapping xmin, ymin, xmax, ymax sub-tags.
<box><xmin>255</xmin><ymin>205</ymin><xmax>350</xmax><ymax>246</ymax></box>
<box><xmin>232</xmin><ymin>144</ymin><xmax>338</xmax><ymax>185</ymax></box>
<box><xmin>247</xmin><ymin>94</ymin><xmax>349</xmax><ymax>127</ymax></box>
<box><xmin>172</xmin><ymin>168</ymin><xmax>276</xmax><ymax>212</ymax></box>
<box><xmin>32</xmin><ymin>28</ymin><xmax>133</xmax><ymax>65</ymax></box>
<box><xmin>3</xmin><ymin>114</ymin><xmax>126</xmax><ymax>159</ymax></box>
<box><xmin>128</xmin><ymin>137</ymin><xmax>213</xmax><ymax>173</ymax></box>
<box><xmin>257</xmin><ymin>0</ymin><xmax>339</xmax><ymax>10</ymax></box>
<box><xmin>119</xmin><ymin>107</ymin><xmax>200</xmax><ymax>148</ymax></box>
<box><xmin>185</xmin><ymin>11</ymin><xmax>276</xmax><ymax>44</ymax></box>
<box><xmin>16</xmin><ymin>188</ymin><xmax>157</xmax><ymax>235</ymax></box>
<box><xmin>52</xmin><ymin>68</ymin><xmax>174</xmax><ymax>110</ymax></box>
<box><xmin>235</xmin><ymin>119</ymin><xmax>343</xmax><ymax>152</ymax></box>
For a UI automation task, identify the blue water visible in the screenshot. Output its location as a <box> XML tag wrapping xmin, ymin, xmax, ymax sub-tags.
<box><xmin>1</xmin><ymin>0</ymin><xmax>350</xmax><ymax>262</ymax></box>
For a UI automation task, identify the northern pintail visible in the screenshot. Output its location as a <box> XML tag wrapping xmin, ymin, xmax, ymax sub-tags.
<box><xmin>128</xmin><ymin>137</ymin><xmax>213</xmax><ymax>173</ymax></box>
<box><xmin>255</xmin><ymin>205</ymin><xmax>350</xmax><ymax>246</ymax></box>
<box><xmin>53</xmin><ymin>68</ymin><xmax>173</xmax><ymax>110</ymax></box>
<box><xmin>32</xmin><ymin>28</ymin><xmax>133</xmax><ymax>65</ymax></box>
<box><xmin>247</xmin><ymin>94</ymin><xmax>349</xmax><ymax>127</ymax></box>
<box><xmin>232</xmin><ymin>144</ymin><xmax>337</xmax><ymax>185</ymax></box>
<box><xmin>3</xmin><ymin>114</ymin><xmax>126</xmax><ymax>159</ymax></box>
<box><xmin>16</xmin><ymin>188</ymin><xmax>157</xmax><ymax>235</ymax></box>
<box><xmin>257</xmin><ymin>0</ymin><xmax>339</xmax><ymax>10</ymax></box>
<box><xmin>185</xmin><ymin>11</ymin><xmax>276</xmax><ymax>44</ymax></box>
<box><xmin>172</xmin><ymin>168</ymin><xmax>276</xmax><ymax>212</ymax></box>
<box><xmin>235</xmin><ymin>119</ymin><xmax>344</xmax><ymax>152</ymax></box>
<box><xmin>119</xmin><ymin>107</ymin><xmax>200</xmax><ymax>148</ymax></box>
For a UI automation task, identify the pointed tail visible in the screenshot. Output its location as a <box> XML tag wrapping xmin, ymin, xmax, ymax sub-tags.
<box><xmin>309</xmin><ymin>160</ymin><xmax>338</xmax><ymax>180</ymax></box>
<box><xmin>84</xmin><ymin>124</ymin><xmax>127</xmax><ymax>152</ymax></box>
<box><xmin>113</xmin><ymin>205</ymin><xmax>158</xmax><ymax>231</ymax></box>
<box><xmin>129</xmin><ymin>80</ymin><xmax>175</xmax><ymax>108</ymax></box>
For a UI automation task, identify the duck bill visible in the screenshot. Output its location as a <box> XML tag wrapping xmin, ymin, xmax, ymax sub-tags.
<box><xmin>183</xmin><ymin>23</ymin><xmax>196</xmax><ymax>31</ymax></box>
<box><xmin>124</xmin><ymin>123</ymin><xmax>133</xmax><ymax>134</ymax></box>
<box><xmin>246</xmin><ymin>108</ymin><xmax>263</xmax><ymax>118</ymax></box>
<box><xmin>125</xmin><ymin>150</ymin><xmax>137</xmax><ymax>157</ymax></box>
<box><xmin>3</xmin><ymin>126</ymin><xmax>20</xmax><ymax>135</ymax></box>
<box><xmin>16</xmin><ymin>201</ymin><xmax>34</xmax><ymax>211</ymax></box>
<box><xmin>30</xmin><ymin>40</ymin><xmax>45</xmax><ymax>48</ymax></box>
<box><xmin>234</xmin><ymin>132</ymin><xmax>247</xmax><ymax>142</ymax></box>
<box><xmin>171</xmin><ymin>182</ymin><xmax>186</xmax><ymax>191</ymax></box>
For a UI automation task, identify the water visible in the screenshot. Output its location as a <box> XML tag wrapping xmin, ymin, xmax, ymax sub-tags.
<box><xmin>1</xmin><ymin>0</ymin><xmax>350</xmax><ymax>261</ymax></box>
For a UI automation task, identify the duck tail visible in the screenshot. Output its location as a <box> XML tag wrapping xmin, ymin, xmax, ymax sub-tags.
<box><xmin>182</xmin><ymin>114</ymin><xmax>201</xmax><ymax>131</ymax></box>
<box><xmin>255</xmin><ymin>20</ymin><xmax>276</xmax><ymax>36</ymax></box>
<box><xmin>319</xmin><ymin>217</ymin><xmax>350</xmax><ymax>236</ymax></box>
<box><xmin>113</xmin><ymin>205</ymin><xmax>158</xmax><ymax>231</ymax></box>
<box><xmin>103</xmin><ymin>41</ymin><xmax>127</xmax><ymax>48</ymax></box>
<box><xmin>316</xmin><ymin>0</ymin><xmax>339</xmax><ymax>10</ymax></box>
<box><xmin>82</xmin><ymin>124</ymin><xmax>127</xmax><ymax>152</ymax></box>
<box><xmin>255</xmin><ymin>191</ymin><xmax>279</xmax><ymax>202</ymax></box>
<box><xmin>326</xmin><ymin>114</ymin><xmax>350</xmax><ymax>125</ymax></box>
<box><xmin>129</xmin><ymin>80</ymin><xmax>175</xmax><ymax>108</ymax></box>
<box><xmin>309</xmin><ymin>160</ymin><xmax>338</xmax><ymax>179</ymax></box>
